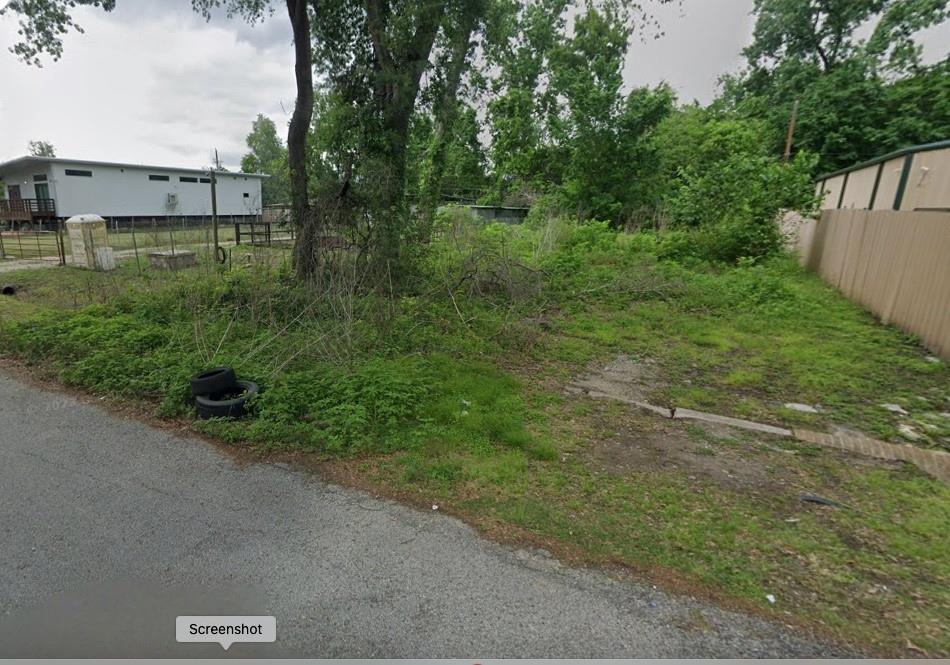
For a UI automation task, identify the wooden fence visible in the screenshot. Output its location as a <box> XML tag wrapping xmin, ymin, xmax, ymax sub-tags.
<box><xmin>796</xmin><ymin>209</ymin><xmax>950</xmax><ymax>359</ymax></box>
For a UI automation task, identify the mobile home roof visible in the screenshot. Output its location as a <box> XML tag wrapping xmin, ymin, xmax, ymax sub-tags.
<box><xmin>0</xmin><ymin>155</ymin><xmax>269</xmax><ymax>178</ymax></box>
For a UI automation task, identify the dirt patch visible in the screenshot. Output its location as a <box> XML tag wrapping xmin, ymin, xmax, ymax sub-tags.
<box><xmin>568</xmin><ymin>355</ymin><xmax>774</xmax><ymax>490</ymax></box>
<box><xmin>585</xmin><ymin>418</ymin><xmax>775</xmax><ymax>491</ymax></box>
<box><xmin>566</xmin><ymin>353</ymin><xmax>663</xmax><ymax>404</ymax></box>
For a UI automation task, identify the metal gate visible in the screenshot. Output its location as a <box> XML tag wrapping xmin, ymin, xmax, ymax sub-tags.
<box><xmin>0</xmin><ymin>220</ymin><xmax>67</xmax><ymax>265</ymax></box>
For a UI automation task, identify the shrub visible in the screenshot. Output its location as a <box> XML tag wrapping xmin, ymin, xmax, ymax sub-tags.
<box><xmin>649</xmin><ymin>110</ymin><xmax>818</xmax><ymax>264</ymax></box>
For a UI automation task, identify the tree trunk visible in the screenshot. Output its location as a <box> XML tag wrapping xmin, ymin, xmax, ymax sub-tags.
<box><xmin>286</xmin><ymin>0</ymin><xmax>318</xmax><ymax>279</ymax></box>
<box><xmin>419</xmin><ymin>15</ymin><xmax>477</xmax><ymax>229</ymax></box>
<box><xmin>364</xmin><ymin>0</ymin><xmax>446</xmax><ymax>278</ymax></box>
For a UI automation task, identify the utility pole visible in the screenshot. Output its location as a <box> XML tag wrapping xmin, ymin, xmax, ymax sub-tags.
<box><xmin>210</xmin><ymin>149</ymin><xmax>220</xmax><ymax>262</ymax></box>
<box><xmin>783</xmin><ymin>99</ymin><xmax>800</xmax><ymax>162</ymax></box>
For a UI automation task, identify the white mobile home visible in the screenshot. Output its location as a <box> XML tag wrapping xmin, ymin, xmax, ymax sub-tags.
<box><xmin>0</xmin><ymin>156</ymin><xmax>267</xmax><ymax>226</ymax></box>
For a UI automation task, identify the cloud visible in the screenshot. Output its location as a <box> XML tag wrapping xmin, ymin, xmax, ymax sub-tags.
<box><xmin>623</xmin><ymin>0</ymin><xmax>754</xmax><ymax>104</ymax></box>
<box><xmin>0</xmin><ymin>1</ymin><xmax>294</xmax><ymax>170</ymax></box>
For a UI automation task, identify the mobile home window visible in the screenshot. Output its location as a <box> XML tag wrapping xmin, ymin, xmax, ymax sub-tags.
<box><xmin>180</xmin><ymin>176</ymin><xmax>198</xmax><ymax>183</ymax></box>
<box><xmin>200</xmin><ymin>177</ymin><xmax>211</xmax><ymax>183</ymax></box>
<box><xmin>65</xmin><ymin>169</ymin><xmax>92</xmax><ymax>177</ymax></box>
<box><xmin>149</xmin><ymin>174</ymin><xmax>170</xmax><ymax>181</ymax></box>
<box><xmin>243</xmin><ymin>192</ymin><xmax>249</xmax><ymax>198</ymax></box>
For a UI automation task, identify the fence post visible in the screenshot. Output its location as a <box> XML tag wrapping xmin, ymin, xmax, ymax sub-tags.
<box><xmin>57</xmin><ymin>219</ymin><xmax>66</xmax><ymax>266</ymax></box>
<box><xmin>168</xmin><ymin>215</ymin><xmax>176</xmax><ymax>254</ymax></box>
<box><xmin>131</xmin><ymin>219</ymin><xmax>142</xmax><ymax>274</ymax></box>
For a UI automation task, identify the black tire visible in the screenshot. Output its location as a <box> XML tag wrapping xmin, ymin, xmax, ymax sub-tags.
<box><xmin>190</xmin><ymin>366</ymin><xmax>237</xmax><ymax>397</ymax></box>
<box><xmin>1</xmin><ymin>284</ymin><xmax>16</xmax><ymax>296</ymax></box>
<box><xmin>195</xmin><ymin>380</ymin><xmax>259</xmax><ymax>419</ymax></box>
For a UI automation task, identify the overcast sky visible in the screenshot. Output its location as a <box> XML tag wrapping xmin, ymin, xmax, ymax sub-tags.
<box><xmin>0</xmin><ymin>0</ymin><xmax>946</xmax><ymax>170</ymax></box>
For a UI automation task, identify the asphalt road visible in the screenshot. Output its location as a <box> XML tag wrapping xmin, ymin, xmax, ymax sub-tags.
<box><xmin>0</xmin><ymin>371</ymin><xmax>849</xmax><ymax>658</ymax></box>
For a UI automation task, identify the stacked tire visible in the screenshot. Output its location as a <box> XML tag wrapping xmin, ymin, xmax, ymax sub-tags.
<box><xmin>190</xmin><ymin>366</ymin><xmax>259</xmax><ymax>419</ymax></box>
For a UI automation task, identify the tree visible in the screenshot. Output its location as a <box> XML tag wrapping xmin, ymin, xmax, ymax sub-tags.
<box><xmin>241</xmin><ymin>114</ymin><xmax>284</xmax><ymax>170</ymax></box>
<box><xmin>484</xmin><ymin>0</ymin><xmax>571</xmax><ymax>203</ymax></box>
<box><xmin>743</xmin><ymin>0</ymin><xmax>948</xmax><ymax>74</ymax></box>
<box><xmin>417</xmin><ymin>0</ymin><xmax>485</xmax><ymax>225</ymax></box>
<box><xmin>305</xmin><ymin>0</ymin><xmax>464</xmax><ymax>274</ymax></box>
<box><xmin>200</xmin><ymin>0</ymin><xmax>494</xmax><ymax>278</ymax></box>
<box><xmin>241</xmin><ymin>114</ymin><xmax>290</xmax><ymax>205</ymax></box>
<box><xmin>481</xmin><ymin>0</ymin><xmax>675</xmax><ymax>221</ymax></box>
<box><xmin>547</xmin><ymin>6</ymin><xmax>675</xmax><ymax>223</ymax></box>
<box><xmin>28</xmin><ymin>140</ymin><xmax>57</xmax><ymax>157</ymax></box>
<box><xmin>721</xmin><ymin>0</ymin><xmax>949</xmax><ymax>172</ymax></box>
<box><xmin>192</xmin><ymin>0</ymin><xmax>317</xmax><ymax>276</ymax></box>
<box><xmin>1</xmin><ymin>0</ymin><xmax>116</xmax><ymax>65</ymax></box>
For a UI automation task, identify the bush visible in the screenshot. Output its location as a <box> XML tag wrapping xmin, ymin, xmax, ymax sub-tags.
<box><xmin>649</xmin><ymin>110</ymin><xmax>818</xmax><ymax>264</ymax></box>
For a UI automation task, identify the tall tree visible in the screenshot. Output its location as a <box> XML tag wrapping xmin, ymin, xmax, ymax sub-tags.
<box><xmin>192</xmin><ymin>0</ymin><xmax>318</xmax><ymax>275</ymax></box>
<box><xmin>241</xmin><ymin>114</ymin><xmax>285</xmax><ymax>171</ymax></box>
<box><xmin>304</xmin><ymin>0</ymin><xmax>500</xmax><ymax>277</ymax></box>
<box><xmin>548</xmin><ymin>4</ymin><xmax>636</xmax><ymax>221</ymax></box>
<box><xmin>484</xmin><ymin>0</ymin><xmax>571</xmax><ymax>203</ymax></box>
<box><xmin>482</xmin><ymin>0</ymin><xmax>674</xmax><ymax>219</ymax></box>
<box><xmin>417</xmin><ymin>0</ymin><xmax>484</xmax><ymax>225</ymax></box>
<box><xmin>743</xmin><ymin>0</ymin><xmax>948</xmax><ymax>74</ymax></box>
<box><xmin>28</xmin><ymin>140</ymin><xmax>57</xmax><ymax>157</ymax></box>
<box><xmin>241</xmin><ymin>114</ymin><xmax>291</xmax><ymax>205</ymax></box>
<box><xmin>311</xmin><ymin>0</ymin><xmax>449</xmax><ymax>271</ymax></box>
<box><xmin>722</xmin><ymin>0</ymin><xmax>949</xmax><ymax>171</ymax></box>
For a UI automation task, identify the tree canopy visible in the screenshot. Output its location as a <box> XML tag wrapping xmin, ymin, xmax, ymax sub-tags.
<box><xmin>240</xmin><ymin>114</ymin><xmax>290</xmax><ymax>205</ymax></box>
<box><xmin>721</xmin><ymin>0</ymin><xmax>949</xmax><ymax>172</ymax></box>
<box><xmin>5</xmin><ymin>0</ymin><xmax>947</xmax><ymax>271</ymax></box>
<box><xmin>1</xmin><ymin>0</ymin><xmax>116</xmax><ymax>65</ymax></box>
<box><xmin>28</xmin><ymin>140</ymin><xmax>57</xmax><ymax>157</ymax></box>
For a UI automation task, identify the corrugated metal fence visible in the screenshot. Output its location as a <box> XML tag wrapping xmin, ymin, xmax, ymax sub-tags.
<box><xmin>797</xmin><ymin>209</ymin><xmax>950</xmax><ymax>359</ymax></box>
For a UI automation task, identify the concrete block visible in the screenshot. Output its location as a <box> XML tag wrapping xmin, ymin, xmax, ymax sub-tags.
<box><xmin>148</xmin><ymin>250</ymin><xmax>196</xmax><ymax>270</ymax></box>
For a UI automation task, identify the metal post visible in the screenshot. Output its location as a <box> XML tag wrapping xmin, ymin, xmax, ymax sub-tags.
<box><xmin>131</xmin><ymin>219</ymin><xmax>142</xmax><ymax>274</ymax></box>
<box><xmin>211</xmin><ymin>149</ymin><xmax>220</xmax><ymax>261</ymax></box>
<box><xmin>57</xmin><ymin>219</ymin><xmax>66</xmax><ymax>266</ymax></box>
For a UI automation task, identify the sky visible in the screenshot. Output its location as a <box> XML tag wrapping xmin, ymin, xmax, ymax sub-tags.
<box><xmin>0</xmin><ymin>0</ymin><xmax>947</xmax><ymax>170</ymax></box>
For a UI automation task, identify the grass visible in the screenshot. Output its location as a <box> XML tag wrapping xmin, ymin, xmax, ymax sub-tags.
<box><xmin>546</xmin><ymin>258</ymin><xmax>948</xmax><ymax>444</ymax></box>
<box><xmin>0</xmin><ymin>217</ymin><xmax>947</xmax><ymax>656</ymax></box>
